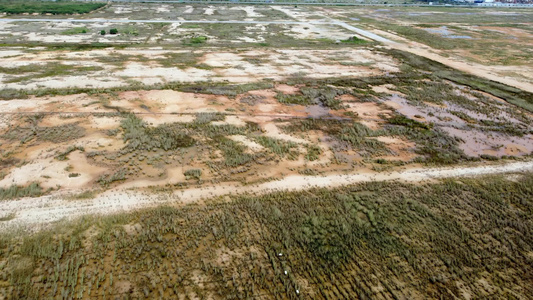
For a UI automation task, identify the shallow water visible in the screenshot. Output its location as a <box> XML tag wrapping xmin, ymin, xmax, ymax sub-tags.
<box><xmin>306</xmin><ymin>105</ymin><xmax>331</xmax><ymax>118</ymax></box>
<box><xmin>424</xmin><ymin>26</ymin><xmax>472</xmax><ymax>39</ymax></box>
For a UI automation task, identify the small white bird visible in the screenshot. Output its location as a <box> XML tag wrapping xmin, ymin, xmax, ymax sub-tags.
<box><xmin>284</xmin><ymin>270</ymin><xmax>288</xmax><ymax>275</ymax></box>
<box><xmin>296</xmin><ymin>290</ymin><xmax>300</xmax><ymax>294</ymax></box>
<box><xmin>278</xmin><ymin>253</ymin><xmax>283</xmax><ymax>256</ymax></box>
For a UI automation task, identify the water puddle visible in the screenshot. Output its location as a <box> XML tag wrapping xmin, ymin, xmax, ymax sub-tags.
<box><xmin>423</xmin><ymin>26</ymin><xmax>472</xmax><ymax>39</ymax></box>
<box><xmin>306</xmin><ymin>105</ymin><xmax>331</xmax><ymax>118</ymax></box>
<box><xmin>443</xmin><ymin>127</ymin><xmax>532</xmax><ymax>157</ymax></box>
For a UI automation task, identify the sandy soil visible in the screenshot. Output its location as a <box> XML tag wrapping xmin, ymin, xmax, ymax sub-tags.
<box><xmin>0</xmin><ymin>48</ymin><xmax>397</xmax><ymax>89</ymax></box>
<box><xmin>1</xmin><ymin>159</ymin><xmax>532</xmax><ymax>232</ymax></box>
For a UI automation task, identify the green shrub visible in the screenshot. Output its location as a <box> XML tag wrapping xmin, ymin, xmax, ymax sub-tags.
<box><xmin>109</xmin><ymin>28</ymin><xmax>118</xmax><ymax>35</ymax></box>
<box><xmin>189</xmin><ymin>36</ymin><xmax>208</xmax><ymax>44</ymax></box>
<box><xmin>305</xmin><ymin>144</ymin><xmax>322</xmax><ymax>161</ymax></box>
<box><xmin>341</xmin><ymin>36</ymin><xmax>366</xmax><ymax>44</ymax></box>
<box><xmin>184</xmin><ymin>169</ymin><xmax>202</xmax><ymax>180</ymax></box>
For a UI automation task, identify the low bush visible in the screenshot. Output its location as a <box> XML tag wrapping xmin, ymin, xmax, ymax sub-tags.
<box><xmin>184</xmin><ymin>169</ymin><xmax>202</xmax><ymax>180</ymax></box>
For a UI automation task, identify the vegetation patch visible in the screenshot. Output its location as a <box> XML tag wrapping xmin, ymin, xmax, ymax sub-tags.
<box><xmin>0</xmin><ymin>183</ymin><xmax>43</xmax><ymax>200</ymax></box>
<box><xmin>98</xmin><ymin>168</ymin><xmax>127</xmax><ymax>187</ymax></box>
<box><xmin>120</xmin><ymin>114</ymin><xmax>194</xmax><ymax>152</ymax></box>
<box><xmin>55</xmin><ymin>145</ymin><xmax>85</xmax><ymax>161</ymax></box>
<box><xmin>0</xmin><ymin>2</ymin><xmax>105</xmax><ymax>15</ymax></box>
<box><xmin>254</xmin><ymin>136</ymin><xmax>299</xmax><ymax>159</ymax></box>
<box><xmin>2</xmin><ymin>118</ymin><xmax>86</xmax><ymax>144</ymax></box>
<box><xmin>341</xmin><ymin>36</ymin><xmax>366</xmax><ymax>45</ymax></box>
<box><xmin>276</xmin><ymin>86</ymin><xmax>345</xmax><ymax>109</ymax></box>
<box><xmin>61</xmin><ymin>27</ymin><xmax>89</xmax><ymax>35</ymax></box>
<box><xmin>387</xmin><ymin>49</ymin><xmax>533</xmax><ymax>112</ymax></box>
<box><xmin>184</xmin><ymin>169</ymin><xmax>202</xmax><ymax>180</ymax></box>
<box><xmin>1</xmin><ymin>174</ymin><xmax>532</xmax><ymax>298</ymax></box>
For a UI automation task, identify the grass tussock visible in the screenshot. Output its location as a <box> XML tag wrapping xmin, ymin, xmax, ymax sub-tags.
<box><xmin>0</xmin><ymin>183</ymin><xmax>43</xmax><ymax>200</ymax></box>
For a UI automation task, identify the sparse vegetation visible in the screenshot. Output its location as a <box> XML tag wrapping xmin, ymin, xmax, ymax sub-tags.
<box><xmin>55</xmin><ymin>146</ymin><xmax>85</xmax><ymax>161</ymax></box>
<box><xmin>1</xmin><ymin>174</ymin><xmax>532</xmax><ymax>298</ymax></box>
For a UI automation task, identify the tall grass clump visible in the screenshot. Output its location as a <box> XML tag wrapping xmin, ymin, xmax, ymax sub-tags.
<box><xmin>0</xmin><ymin>183</ymin><xmax>43</xmax><ymax>200</ymax></box>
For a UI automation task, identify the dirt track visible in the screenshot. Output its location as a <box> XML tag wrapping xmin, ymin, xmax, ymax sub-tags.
<box><xmin>1</xmin><ymin>159</ymin><xmax>532</xmax><ymax>232</ymax></box>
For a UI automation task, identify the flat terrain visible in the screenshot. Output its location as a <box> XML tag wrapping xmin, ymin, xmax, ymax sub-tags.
<box><xmin>0</xmin><ymin>3</ymin><xmax>532</xmax><ymax>299</ymax></box>
<box><xmin>0</xmin><ymin>1</ymin><xmax>532</xmax><ymax>229</ymax></box>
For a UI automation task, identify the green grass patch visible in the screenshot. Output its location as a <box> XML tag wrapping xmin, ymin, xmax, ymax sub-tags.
<box><xmin>61</xmin><ymin>27</ymin><xmax>89</xmax><ymax>35</ymax></box>
<box><xmin>0</xmin><ymin>2</ymin><xmax>105</xmax><ymax>15</ymax></box>
<box><xmin>120</xmin><ymin>114</ymin><xmax>195</xmax><ymax>152</ymax></box>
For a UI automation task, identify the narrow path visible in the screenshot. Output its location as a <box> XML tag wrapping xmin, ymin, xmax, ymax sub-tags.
<box><xmin>334</xmin><ymin>21</ymin><xmax>396</xmax><ymax>44</ymax></box>
<box><xmin>335</xmin><ymin>22</ymin><xmax>533</xmax><ymax>94</ymax></box>
<box><xmin>1</xmin><ymin>160</ymin><xmax>532</xmax><ymax>232</ymax></box>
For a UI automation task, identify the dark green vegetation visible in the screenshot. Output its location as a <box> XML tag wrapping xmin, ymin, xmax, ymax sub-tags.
<box><xmin>0</xmin><ymin>1</ymin><xmax>105</xmax><ymax>15</ymax></box>
<box><xmin>185</xmin><ymin>35</ymin><xmax>208</xmax><ymax>45</ymax></box>
<box><xmin>1</xmin><ymin>174</ymin><xmax>532</xmax><ymax>298</ymax></box>
<box><xmin>341</xmin><ymin>36</ymin><xmax>366</xmax><ymax>44</ymax></box>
